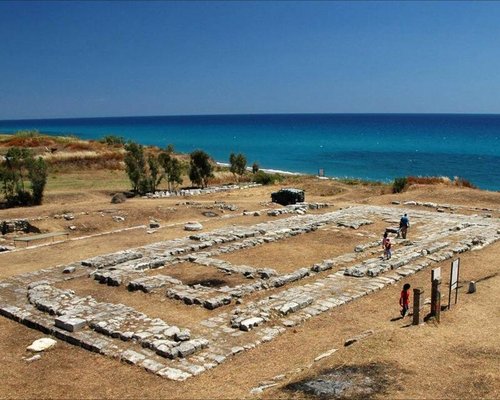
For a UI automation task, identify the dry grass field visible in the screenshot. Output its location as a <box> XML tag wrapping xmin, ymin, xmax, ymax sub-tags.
<box><xmin>0</xmin><ymin>151</ymin><xmax>499</xmax><ymax>399</ymax></box>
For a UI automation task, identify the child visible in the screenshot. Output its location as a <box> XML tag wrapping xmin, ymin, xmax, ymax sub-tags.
<box><xmin>382</xmin><ymin>232</ymin><xmax>389</xmax><ymax>248</ymax></box>
<box><xmin>400</xmin><ymin>283</ymin><xmax>411</xmax><ymax>317</ymax></box>
<box><xmin>384</xmin><ymin>237</ymin><xmax>392</xmax><ymax>260</ymax></box>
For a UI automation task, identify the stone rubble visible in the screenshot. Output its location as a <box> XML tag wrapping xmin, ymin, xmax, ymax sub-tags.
<box><xmin>146</xmin><ymin>183</ymin><xmax>262</xmax><ymax>199</ymax></box>
<box><xmin>0</xmin><ymin>205</ymin><xmax>498</xmax><ymax>381</ymax></box>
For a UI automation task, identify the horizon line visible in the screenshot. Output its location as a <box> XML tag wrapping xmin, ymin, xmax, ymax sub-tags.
<box><xmin>1</xmin><ymin>111</ymin><xmax>500</xmax><ymax>123</ymax></box>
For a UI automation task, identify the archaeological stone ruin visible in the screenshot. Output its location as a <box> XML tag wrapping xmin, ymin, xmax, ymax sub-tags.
<box><xmin>0</xmin><ymin>204</ymin><xmax>498</xmax><ymax>381</ymax></box>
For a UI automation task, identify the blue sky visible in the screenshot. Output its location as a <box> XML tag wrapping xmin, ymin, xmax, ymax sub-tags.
<box><xmin>1</xmin><ymin>1</ymin><xmax>499</xmax><ymax>119</ymax></box>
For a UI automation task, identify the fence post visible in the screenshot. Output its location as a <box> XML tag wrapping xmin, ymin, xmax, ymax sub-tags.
<box><xmin>431</xmin><ymin>279</ymin><xmax>441</xmax><ymax>323</ymax></box>
<box><xmin>412</xmin><ymin>287</ymin><xmax>424</xmax><ymax>325</ymax></box>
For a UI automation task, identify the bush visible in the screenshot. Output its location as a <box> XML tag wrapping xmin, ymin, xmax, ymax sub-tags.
<box><xmin>254</xmin><ymin>171</ymin><xmax>280</xmax><ymax>185</ymax></box>
<box><xmin>453</xmin><ymin>177</ymin><xmax>477</xmax><ymax>189</ymax></box>
<box><xmin>392</xmin><ymin>177</ymin><xmax>408</xmax><ymax>193</ymax></box>
<box><xmin>407</xmin><ymin>176</ymin><xmax>447</xmax><ymax>185</ymax></box>
<box><xmin>100</xmin><ymin>135</ymin><xmax>125</xmax><ymax>146</ymax></box>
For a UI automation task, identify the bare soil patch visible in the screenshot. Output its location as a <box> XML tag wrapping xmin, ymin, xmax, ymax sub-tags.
<box><xmin>55</xmin><ymin>276</ymin><xmax>212</xmax><ymax>329</ymax></box>
<box><xmin>151</xmin><ymin>261</ymin><xmax>250</xmax><ymax>287</ymax></box>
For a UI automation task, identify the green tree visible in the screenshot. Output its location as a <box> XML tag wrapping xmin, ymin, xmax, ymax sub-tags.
<box><xmin>124</xmin><ymin>142</ymin><xmax>146</xmax><ymax>193</ymax></box>
<box><xmin>0</xmin><ymin>147</ymin><xmax>47</xmax><ymax>206</ymax></box>
<box><xmin>229</xmin><ymin>152</ymin><xmax>247</xmax><ymax>180</ymax></box>
<box><xmin>147</xmin><ymin>154</ymin><xmax>162</xmax><ymax>193</ymax></box>
<box><xmin>392</xmin><ymin>177</ymin><xmax>408</xmax><ymax>193</ymax></box>
<box><xmin>159</xmin><ymin>152</ymin><xmax>183</xmax><ymax>191</ymax></box>
<box><xmin>189</xmin><ymin>150</ymin><xmax>213</xmax><ymax>188</ymax></box>
<box><xmin>28</xmin><ymin>156</ymin><xmax>48</xmax><ymax>205</ymax></box>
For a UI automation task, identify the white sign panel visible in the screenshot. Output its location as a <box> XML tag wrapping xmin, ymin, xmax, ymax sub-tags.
<box><xmin>432</xmin><ymin>267</ymin><xmax>441</xmax><ymax>282</ymax></box>
<box><xmin>450</xmin><ymin>259</ymin><xmax>459</xmax><ymax>290</ymax></box>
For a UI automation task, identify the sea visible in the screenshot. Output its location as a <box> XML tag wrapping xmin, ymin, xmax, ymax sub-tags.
<box><xmin>0</xmin><ymin>113</ymin><xmax>499</xmax><ymax>191</ymax></box>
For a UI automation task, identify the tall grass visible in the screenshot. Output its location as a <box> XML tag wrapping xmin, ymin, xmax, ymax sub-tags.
<box><xmin>46</xmin><ymin>151</ymin><xmax>124</xmax><ymax>171</ymax></box>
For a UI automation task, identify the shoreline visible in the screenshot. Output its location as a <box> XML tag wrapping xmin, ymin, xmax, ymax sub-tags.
<box><xmin>1</xmin><ymin>130</ymin><xmax>496</xmax><ymax>192</ymax></box>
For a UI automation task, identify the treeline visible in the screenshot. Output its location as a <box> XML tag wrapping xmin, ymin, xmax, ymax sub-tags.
<box><xmin>0</xmin><ymin>131</ymin><xmax>281</xmax><ymax>207</ymax></box>
<box><xmin>123</xmin><ymin>141</ymin><xmax>280</xmax><ymax>195</ymax></box>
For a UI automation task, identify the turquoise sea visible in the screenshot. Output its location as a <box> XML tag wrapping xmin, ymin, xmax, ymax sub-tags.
<box><xmin>0</xmin><ymin>114</ymin><xmax>499</xmax><ymax>191</ymax></box>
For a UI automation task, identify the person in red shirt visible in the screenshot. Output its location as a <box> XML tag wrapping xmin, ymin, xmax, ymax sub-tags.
<box><xmin>384</xmin><ymin>237</ymin><xmax>392</xmax><ymax>260</ymax></box>
<box><xmin>400</xmin><ymin>283</ymin><xmax>411</xmax><ymax>317</ymax></box>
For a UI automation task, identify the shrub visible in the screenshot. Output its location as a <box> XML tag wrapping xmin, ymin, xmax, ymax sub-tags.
<box><xmin>407</xmin><ymin>176</ymin><xmax>447</xmax><ymax>185</ymax></box>
<box><xmin>100</xmin><ymin>135</ymin><xmax>125</xmax><ymax>146</ymax></box>
<box><xmin>253</xmin><ymin>171</ymin><xmax>281</xmax><ymax>185</ymax></box>
<box><xmin>453</xmin><ymin>177</ymin><xmax>477</xmax><ymax>189</ymax></box>
<box><xmin>392</xmin><ymin>177</ymin><xmax>408</xmax><ymax>193</ymax></box>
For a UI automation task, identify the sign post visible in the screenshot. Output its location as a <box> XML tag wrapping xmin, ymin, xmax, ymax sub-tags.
<box><xmin>448</xmin><ymin>258</ymin><xmax>460</xmax><ymax>309</ymax></box>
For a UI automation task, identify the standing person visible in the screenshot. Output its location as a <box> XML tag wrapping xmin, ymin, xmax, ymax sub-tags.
<box><xmin>384</xmin><ymin>237</ymin><xmax>392</xmax><ymax>260</ymax></box>
<box><xmin>399</xmin><ymin>213</ymin><xmax>410</xmax><ymax>239</ymax></box>
<box><xmin>382</xmin><ymin>232</ymin><xmax>389</xmax><ymax>258</ymax></box>
<box><xmin>400</xmin><ymin>283</ymin><xmax>411</xmax><ymax>317</ymax></box>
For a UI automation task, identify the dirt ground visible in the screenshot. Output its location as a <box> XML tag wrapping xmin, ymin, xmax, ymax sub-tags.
<box><xmin>0</xmin><ymin>172</ymin><xmax>499</xmax><ymax>399</ymax></box>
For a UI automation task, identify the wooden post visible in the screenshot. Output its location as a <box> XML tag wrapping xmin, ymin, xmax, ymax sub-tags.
<box><xmin>412</xmin><ymin>288</ymin><xmax>424</xmax><ymax>325</ymax></box>
<box><xmin>431</xmin><ymin>279</ymin><xmax>441</xmax><ymax>323</ymax></box>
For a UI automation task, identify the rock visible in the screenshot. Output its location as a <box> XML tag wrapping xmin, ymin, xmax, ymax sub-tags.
<box><xmin>27</xmin><ymin>338</ymin><xmax>57</xmax><ymax>352</ymax></box>
<box><xmin>175</xmin><ymin>329</ymin><xmax>191</xmax><ymax>341</ymax></box>
<box><xmin>314</xmin><ymin>348</ymin><xmax>338</xmax><ymax>362</ymax></box>
<box><xmin>121</xmin><ymin>349</ymin><xmax>146</xmax><ymax>365</ymax></box>
<box><xmin>344</xmin><ymin>329</ymin><xmax>374</xmax><ymax>347</ymax></box>
<box><xmin>140</xmin><ymin>358</ymin><xmax>165</xmax><ymax>373</ymax></box>
<box><xmin>55</xmin><ymin>315</ymin><xmax>87</xmax><ymax>332</ymax></box>
<box><xmin>112</xmin><ymin>216</ymin><xmax>125</xmax><ymax>222</ymax></box>
<box><xmin>111</xmin><ymin>193</ymin><xmax>127</xmax><ymax>204</ymax></box>
<box><xmin>468</xmin><ymin>281</ymin><xmax>476</xmax><ymax>294</ymax></box>
<box><xmin>149</xmin><ymin>220</ymin><xmax>160</xmax><ymax>229</ymax></box>
<box><xmin>25</xmin><ymin>354</ymin><xmax>42</xmax><ymax>362</ymax></box>
<box><xmin>156</xmin><ymin>367</ymin><xmax>192</xmax><ymax>381</ymax></box>
<box><xmin>391</xmin><ymin>201</ymin><xmax>401</xmax><ymax>205</ymax></box>
<box><xmin>68</xmin><ymin>225</ymin><xmax>77</xmax><ymax>230</ymax></box>
<box><xmin>63</xmin><ymin>266</ymin><xmax>76</xmax><ymax>274</ymax></box>
<box><xmin>63</xmin><ymin>214</ymin><xmax>74</xmax><ymax>221</ymax></box>
<box><xmin>253</xmin><ymin>211</ymin><xmax>261</xmax><ymax>216</ymax></box>
<box><xmin>184</xmin><ymin>222</ymin><xmax>203</xmax><ymax>231</ymax></box>
<box><xmin>240</xmin><ymin>317</ymin><xmax>264</xmax><ymax>331</ymax></box>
